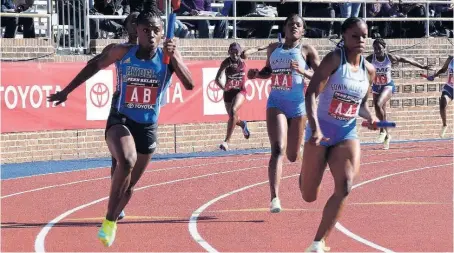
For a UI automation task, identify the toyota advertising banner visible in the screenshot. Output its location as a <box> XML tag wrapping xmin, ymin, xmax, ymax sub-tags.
<box><xmin>0</xmin><ymin>61</ymin><xmax>275</xmax><ymax>133</ymax></box>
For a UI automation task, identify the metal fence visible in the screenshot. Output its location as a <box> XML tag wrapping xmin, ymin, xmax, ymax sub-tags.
<box><xmin>0</xmin><ymin>0</ymin><xmax>453</xmax><ymax>53</ymax></box>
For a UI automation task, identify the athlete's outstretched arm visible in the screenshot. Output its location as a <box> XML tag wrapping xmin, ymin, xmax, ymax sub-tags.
<box><xmin>305</xmin><ymin>51</ymin><xmax>339</xmax><ymax>131</ymax></box>
<box><xmin>431</xmin><ymin>55</ymin><xmax>453</xmax><ymax>78</ymax></box>
<box><xmin>86</xmin><ymin>43</ymin><xmax>117</xmax><ymax>65</ymax></box>
<box><xmin>389</xmin><ymin>53</ymin><xmax>432</xmax><ymax>70</ymax></box>
<box><xmin>170</xmin><ymin>48</ymin><xmax>194</xmax><ymax>90</ymax></box>
<box><xmin>214</xmin><ymin>59</ymin><xmax>229</xmax><ymax>90</ymax></box>
<box><xmin>358</xmin><ymin>61</ymin><xmax>377</xmax><ymax>122</ymax></box>
<box><xmin>48</xmin><ymin>44</ymin><xmax>129</xmax><ymax>105</ymax></box>
<box><xmin>247</xmin><ymin>42</ymin><xmax>279</xmax><ymax>80</ymax></box>
<box><xmin>241</xmin><ymin>44</ymin><xmax>269</xmax><ymax>60</ymax></box>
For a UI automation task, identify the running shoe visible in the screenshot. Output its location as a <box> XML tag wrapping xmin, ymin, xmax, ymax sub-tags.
<box><xmin>440</xmin><ymin>125</ymin><xmax>448</xmax><ymax>138</ymax></box>
<box><xmin>305</xmin><ymin>239</ymin><xmax>331</xmax><ymax>252</ymax></box>
<box><xmin>220</xmin><ymin>142</ymin><xmax>229</xmax><ymax>151</ymax></box>
<box><xmin>98</xmin><ymin>219</ymin><xmax>117</xmax><ymax>247</ymax></box>
<box><xmin>270</xmin><ymin>197</ymin><xmax>281</xmax><ymax>213</ymax></box>
<box><xmin>242</xmin><ymin>121</ymin><xmax>250</xmax><ymax>139</ymax></box>
<box><xmin>118</xmin><ymin>210</ymin><xmax>125</xmax><ymax>220</ymax></box>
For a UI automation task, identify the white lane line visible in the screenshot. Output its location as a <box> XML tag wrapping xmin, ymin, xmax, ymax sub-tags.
<box><xmin>188</xmin><ymin>162</ymin><xmax>452</xmax><ymax>252</ymax></box>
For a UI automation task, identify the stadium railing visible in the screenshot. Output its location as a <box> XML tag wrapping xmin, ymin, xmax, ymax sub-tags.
<box><xmin>0</xmin><ymin>0</ymin><xmax>452</xmax><ymax>54</ymax></box>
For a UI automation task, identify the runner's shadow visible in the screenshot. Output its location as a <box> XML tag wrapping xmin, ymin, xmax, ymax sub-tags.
<box><xmin>0</xmin><ymin>216</ymin><xmax>264</xmax><ymax>229</ymax></box>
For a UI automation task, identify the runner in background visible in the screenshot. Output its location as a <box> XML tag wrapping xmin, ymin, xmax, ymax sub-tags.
<box><xmin>248</xmin><ymin>13</ymin><xmax>320</xmax><ymax>213</ymax></box>
<box><xmin>365</xmin><ymin>38</ymin><xmax>432</xmax><ymax>149</ymax></box>
<box><xmin>214</xmin><ymin>43</ymin><xmax>269</xmax><ymax>151</ymax></box>
<box><xmin>48</xmin><ymin>9</ymin><xmax>194</xmax><ymax>247</ymax></box>
<box><xmin>300</xmin><ymin>17</ymin><xmax>379</xmax><ymax>252</ymax></box>
<box><xmin>426</xmin><ymin>55</ymin><xmax>453</xmax><ymax>138</ymax></box>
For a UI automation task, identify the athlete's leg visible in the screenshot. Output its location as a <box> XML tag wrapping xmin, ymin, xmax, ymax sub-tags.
<box><xmin>224</xmin><ymin>93</ymin><xmax>246</xmax><ymax>143</ymax></box>
<box><xmin>99</xmin><ymin>124</ymin><xmax>137</xmax><ymax>247</ymax></box>
<box><xmin>313</xmin><ymin>139</ymin><xmax>360</xmax><ymax>242</ymax></box>
<box><xmin>375</xmin><ymin>86</ymin><xmax>393</xmax><ymax>135</ymax></box>
<box><xmin>286</xmin><ymin>115</ymin><xmax>306</xmax><ymax>162</ymax></box>
<box><xmin>299</xmin><ymin>143</ymin><xmax>328</xmax><ymax>202</ymax></box>
<box><xmin>113</xmin><ymin>152</ymin><xmax>152</xmax><ymax>218</ymax></box>
<box><xmin>105</xmin><ymin>125</ymin><xmax>137</xmax><ymax>221</ymax></box>
<box><xmin>266</xmin><ymin>107</ymin><xmax>288</xmax><ymax>212</ymax></box>
<box><xmin>439</xmin><ymin>93</ymin><xmax>451</xmax><ymax>137</ymax></box>
<box><xmin>110</xmin><ymin>156</ymin><xmax>116</xmax><ymax>177</ymax></box>
<box><xmin>440</xmin><ymin>94</ymin><xmax>450</xmax><ymax>127</ymax></box>
<box><xmin>110</xmin><ymin>156</ymin><xmax>126</xmax><ymax>220</ymax></box>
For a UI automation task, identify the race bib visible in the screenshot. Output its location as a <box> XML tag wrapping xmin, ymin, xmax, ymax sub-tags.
<box><xmin>374</xmin><ymin>74</ymin><xmax>388</xmax><ymax>85</ymax></box>
<box><xmin>328</xmin><ymin>92</ymin><xmax>360</xmax><ymax>121</ymax></box>
<box><xmin>124</xmin><ymin>85</ymin><xmax>158</xmax><ymax>109</ymax></box>
<box><xmin>271</xmin><ymin>69</ymin><xmax>292</xmax><ymax>90</ymax></box>
<box><xmin>225</xmin><ymin>79</ymin><xmax>242</xmax><ymax>91</ymax></box>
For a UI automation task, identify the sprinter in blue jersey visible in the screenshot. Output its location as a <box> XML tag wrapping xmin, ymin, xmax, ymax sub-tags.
<box><xmin>301</xmin><ymin>17</ymin><xmax>379</xmax><ymax>252</ymax></box>
<box><xmin>248</xmin><ymin>13</ymin><xmax>321</xmax><ymax>214</ymax></box>
<box><xmin>47</xmin><ymin>9</ymin><xmax>194</xmax><ymax>247</ymax></box>
<box><xmin>86</xmin><ymin>11</ymin><xmax>140</xmax><ymax>222</ymax></box>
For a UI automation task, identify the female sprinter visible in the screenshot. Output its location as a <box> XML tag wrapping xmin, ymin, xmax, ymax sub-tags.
<box><xmin>48</xmin><ymin>10</ymin><xmax>194</xmax><ymax>247</ymax></box>
<box><xmin>426</xmin><ymin>55</ymin><xmax>453</xmax><ymax>138</ymax></box>
<box><xmin>214</xmin><ymin>42</ymin><xmax>270</xmax><ymax>151</ymax></box>
<box><xmin>301</xmin><ymin>17</ymin><xmax>379</xmax><ymax>252</ymax></box>
<box><xmin>248</xmin><ymin>13</ymin><xmax>320</xmax><ymax>213</ymax></box>
<box><xmin>366</xmin><ymin>38</ymin><xmax>432</xmax><ymax>149</ymax></box>
<box><xmin>87</xmin><ymin>12</ymin><xmax>140</xmax><ymax>221</ymax></box>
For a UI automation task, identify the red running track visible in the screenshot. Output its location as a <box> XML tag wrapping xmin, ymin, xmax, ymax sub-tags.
<box><xmin>1</xmin><ymin>140</ymin><xmax>452</xmax><ymax>252</ymax></box>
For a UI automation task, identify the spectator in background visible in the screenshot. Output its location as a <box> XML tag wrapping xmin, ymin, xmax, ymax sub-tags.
<box><xmin>89</xmin><ymin>0</ymin><xmax>129</xmax><ymax>39</ymax></box>
<box><xmin>178</xmin><ymin>0</ymin><xmax>227</xmax><ymax>38</ymax></box>
<box><xmin>366</xmin><ymin>2</ymin><xmax>402</xmax><ymax>38</ymax></box>
<box><xmin>433</xmin><ymin>1</ymin><xmax>453</xmax><ymax>37</ymax></box>
<box><xmin>340</xmin><ymin>2</ymin><xmax>361</xmax><ymax>18</ymax></box>
<box><xmin>157</xmin><ymin>0</ymin><xmax>189</xmax><ymax>38</ymax></box>
<box><xmin>221</xmin><ymin>1</ymin><xmax>275</xmax><ymax>38</ymax></box>
<box><xmin>128</xmin><ymin>0</ymin><xmax>155</xmax><ymax>13</ymax></box>
<box><xmin>1</xmin><ymin>0</ymin><xmax>35</xmax><ymax>38</ymax></box>
<box><xmin>304</xmin><ymin>3</ymin><xmax>336</xmax><ymax>38</ymax></box>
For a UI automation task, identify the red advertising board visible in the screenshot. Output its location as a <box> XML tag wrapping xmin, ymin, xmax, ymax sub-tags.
<box><xmin>1</xmin><ymin>61</ymin><xmax>273</xmax><ymax>133</ymax></box>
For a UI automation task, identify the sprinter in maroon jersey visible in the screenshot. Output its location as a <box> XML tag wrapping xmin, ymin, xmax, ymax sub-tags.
<box><xmin>214</xmin><ymin>42</ymin><xmax>268</xmax><ymax>151</ymax></box>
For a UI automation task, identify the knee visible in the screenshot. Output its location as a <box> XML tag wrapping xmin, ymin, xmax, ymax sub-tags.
<box><xmin>270</xmin><ymin>143</ymin><xmax>286</xmax><ymax>158</ymax></box>
<box><xmin>302</xmin><ymin>188</ymin><xmax>317</xmax><ymax>203</ymax></box>
<box><xmin>440</xmin><ymin>97</ymin><xmax>447</xmax><ymax>107</ymax></box>
<box><xmin>125</xmin><ymin>185</ymin><xmax>135</xmax><ymax>197</ymax></box>
<box><xmin>334</xmin><ymin>178</ymin><xmax>353</xmax><ymax>198</ymax></box>
<box><xmin>229</xmin><ymin>107</ymin><xmax>239</xmax><ymax>118</ymax></box>
<box><xmin>287</xmin><ymin>152</ymin><xmax>298</xmax><ymax>163</ymax></box>
<box><xmin>117</xmin><ymin>153</ymin><xmax>137</xmax><ymax>172</ymax></box>
<box><xmin>374</xmin><ymin>99</ymin><xmax>383</xmax><ymax>109</ymax></box>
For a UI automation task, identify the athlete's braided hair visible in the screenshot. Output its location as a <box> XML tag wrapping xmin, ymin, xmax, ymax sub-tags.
<box><xmin>284</xmin><ymin>13</ymin><xmax>304</xmax><ymax>27</ymax></box>
<box><xmin>373</xmin><ymin>38</ymin><xmax>386</xmax><ymax>48</ymax></box>
<box><xmin>136</xmin><ymin>5</ymin><xmax>162</xmax><ymax>25</ymax></box>
<box><xmin>336</xmin><ymin>17</ymin><xmax>367</xmax><ymax>49</ymax></box>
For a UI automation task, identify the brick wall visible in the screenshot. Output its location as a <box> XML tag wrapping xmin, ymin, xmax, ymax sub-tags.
<box><xmin>1</xmin><ymin>38</ymin><xmax>453</xmax><ymax>164</ymax></box>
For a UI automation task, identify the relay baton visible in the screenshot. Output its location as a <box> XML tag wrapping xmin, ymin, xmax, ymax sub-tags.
<box><xmin>278</xmin><ymin>33</ymin><xmax>282</xmax><ymax>43</ymax></box>
<box><xmin>163</xmin><ymin>0</ymin><xmax>181</xmax><ymax>65</ymax></box>
<box><xmin>361</xmin><ymin>121</ymin><xmax>396</xmax><ymax>128</ymax></box>
<box><xmin>163</xmin><ymin>13</ymin><xmax>176</xmax><ymax>65</ymax></box>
